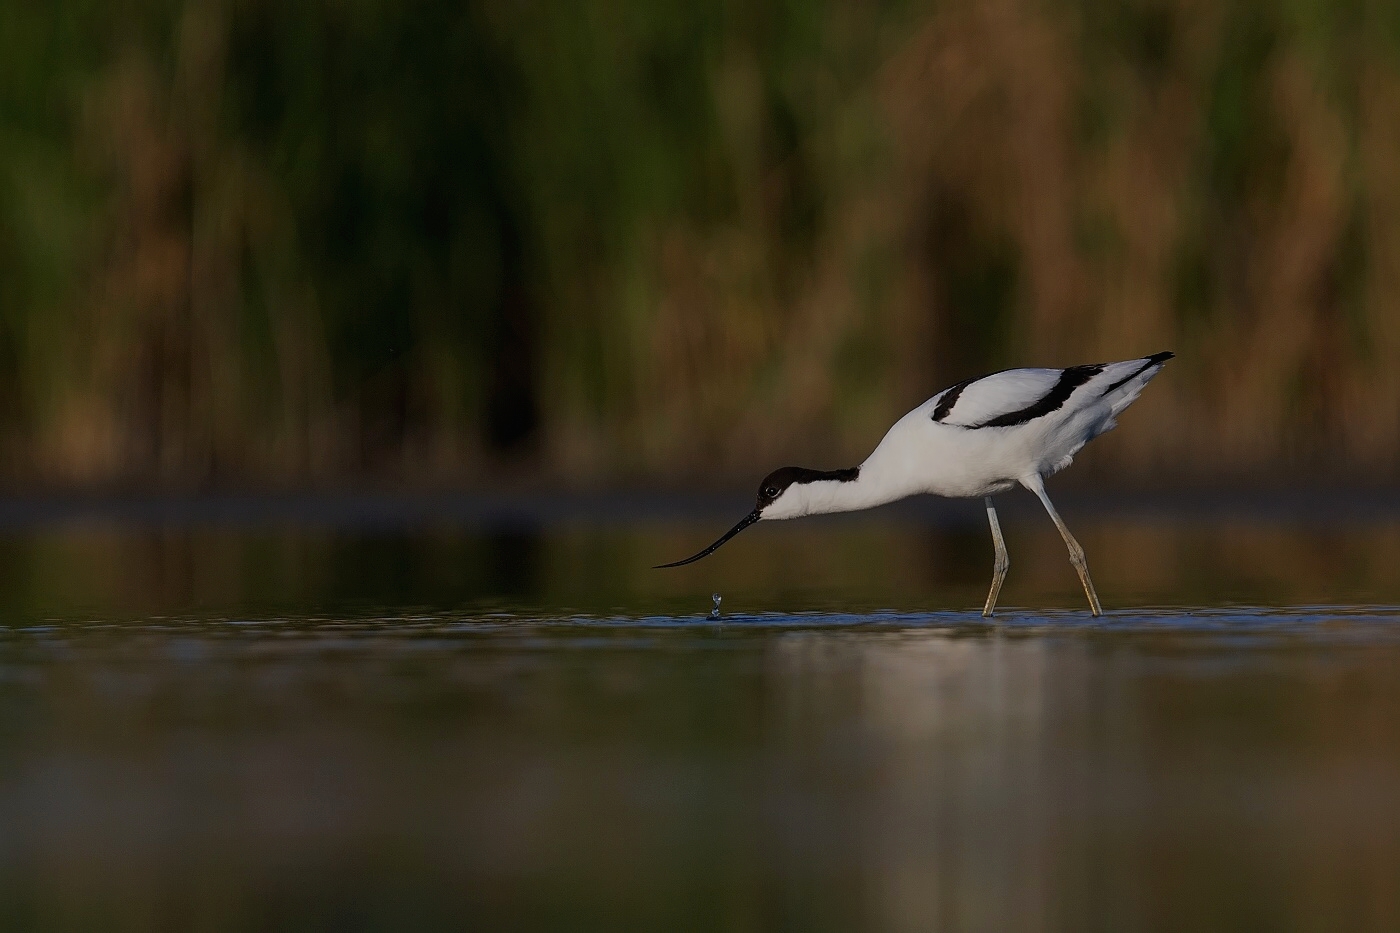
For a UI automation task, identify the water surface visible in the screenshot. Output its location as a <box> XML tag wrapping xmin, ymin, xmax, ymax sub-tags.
<box><xmin>2</xmin><ymin>496</ymin><xmax>1399</xmax><ymax>930</ymax></box>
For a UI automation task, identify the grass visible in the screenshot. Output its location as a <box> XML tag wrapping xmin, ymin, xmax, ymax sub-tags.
<box><xmin>1</xmin><ymin>0</ymin><xmax>1399</xmax><ymax>486</ymax></box>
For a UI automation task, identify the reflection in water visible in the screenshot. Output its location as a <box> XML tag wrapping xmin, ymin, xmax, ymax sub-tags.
<box><xmin>772</xmin><ymin>625</ymin><xmax>1400</xmax><ymax>931</ymax></box>
<box><xmin>1</xmin><ymin>612</ymin><xmax>1399</xmax><ymax>929</ymax></box>
<box><xmin>0</xmin><ymin>514</ymin><xmax>1398</xmax><ymax>616</ymax></box>
<box><xmin>1</xmin><ymin>512</ymin><xmax>1400</xmax><ymax>928</ymax></box>
<box><xmin>485</xmin><ymin>528</ymin><xmax>542</xmax><ymax>598</ymax></box>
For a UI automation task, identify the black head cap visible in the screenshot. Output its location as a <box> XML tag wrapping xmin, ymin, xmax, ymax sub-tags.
<box><xmin>755</xmin><ymin>465</ymin><xmax>860</xmax><ymax>510</ymax></box>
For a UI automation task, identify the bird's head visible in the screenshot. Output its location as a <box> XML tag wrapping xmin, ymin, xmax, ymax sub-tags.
<box><xmin>654</xmin><ymin>465</ymin><xmax>860</xmax><ymax>568</ymax></box>
<box><xmin>751</xmin><ymin>466</ymin><xmax>836</xmax><ymax>520</ymax></box>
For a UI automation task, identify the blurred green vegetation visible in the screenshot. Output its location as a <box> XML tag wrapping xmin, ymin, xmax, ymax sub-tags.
<box><xmin>2</xmin><ymin>0</ymin><xmax>1400</xmax><ymax>487</ymax></box>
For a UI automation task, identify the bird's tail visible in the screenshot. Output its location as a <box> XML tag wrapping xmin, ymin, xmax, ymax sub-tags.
<box><xmin>1099</xmin><ymin>351</ymin><xmax>1173</xmax><ymax>417</ymax></box>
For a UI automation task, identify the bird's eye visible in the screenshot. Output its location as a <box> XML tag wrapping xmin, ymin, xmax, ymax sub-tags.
<box><xmin>764</xmin><ymin>486</ymin><xmax>778</xmax><ymax>497</ymax></box>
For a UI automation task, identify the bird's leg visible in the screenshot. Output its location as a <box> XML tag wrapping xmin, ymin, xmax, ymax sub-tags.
<box><xmin>1022</xmin><ymin>475</ymin><xmax>1102</xmax><ymax>616</ymax></box>
<box><xmin>982</xmin><ymin>496</ymin><xmax>1010</xmax><ymax>617</ymax></box>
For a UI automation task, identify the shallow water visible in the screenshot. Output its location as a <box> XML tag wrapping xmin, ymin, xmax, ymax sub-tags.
<box><xmin>3</xmin><ymin>497</ymin><xmax>1400</xmax><ymax>930</ymax></box>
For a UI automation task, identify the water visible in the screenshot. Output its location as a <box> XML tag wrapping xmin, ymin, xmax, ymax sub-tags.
<box><xmin>3</xmin><ymin>495</ymin><xmax>1400</xmax><ymax>930</ymax></box>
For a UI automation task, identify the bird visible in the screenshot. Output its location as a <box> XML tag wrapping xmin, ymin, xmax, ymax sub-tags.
<box><xmin>656</xmin><ymin>351</ymin><xmax>1175</xmax><ymax>616</ymax></box>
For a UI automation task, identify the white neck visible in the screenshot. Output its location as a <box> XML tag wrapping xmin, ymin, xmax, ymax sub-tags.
<box><xmin>762</xmin><ymin>456</ymin><xmax>916</xmax><ymax>520</ymax></box>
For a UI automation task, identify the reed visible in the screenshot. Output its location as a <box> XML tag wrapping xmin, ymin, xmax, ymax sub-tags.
<box><xmin>1</xmin><ymin>0</ymin><xmax>1397</xmax><ymax>486</ymax></box>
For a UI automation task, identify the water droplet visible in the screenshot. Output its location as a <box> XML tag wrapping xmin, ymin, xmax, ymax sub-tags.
<box><xmin>709</xmin><ymin>593</ymin><xmax>722</xmax><ymax>620</ymax></box>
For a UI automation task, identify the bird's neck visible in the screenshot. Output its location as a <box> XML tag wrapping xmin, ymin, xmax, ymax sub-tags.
<box><xmin>768</xmin><ymin>460</ymin><xmax>914</xmax><ymax>520</ymax></box>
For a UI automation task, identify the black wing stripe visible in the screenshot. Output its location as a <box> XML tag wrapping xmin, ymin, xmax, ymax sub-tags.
<box><xmin>931</xmin><ymin>375</ymin><xmax>983</xmax><ymax>422</ymax></box>
<box><xmin>1101</xmin><ymin>351</ymin><xmax>1175</xmax><ymax>395</ymax></box>
<box><xmin>971</xmin><ymin>364</ymin><xmax>1105</xmax><ymax>428</ymax></box>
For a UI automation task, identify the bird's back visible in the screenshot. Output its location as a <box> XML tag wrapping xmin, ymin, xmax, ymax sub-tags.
<box><xmin>927</xmin><ymin>353</ymin><xmax>1171</xmax><ymax>430</ymax></box>
<box><xmin>867</xmin><ymin>352</ymin><xmax>1173</xmax><ymax>498</ymax></box>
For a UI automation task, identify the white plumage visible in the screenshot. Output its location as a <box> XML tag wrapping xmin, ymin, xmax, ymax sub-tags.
<box><xmin>658</xmin><ymin>352</ymin><xmax>1174</xmax><ymax>616</ymax></box>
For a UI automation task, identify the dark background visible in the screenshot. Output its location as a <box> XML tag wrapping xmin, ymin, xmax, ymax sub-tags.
<box><xmin>3</xmin><ymin>0</ymin><xmax>1398</xmax><ymax>490</ymax></box>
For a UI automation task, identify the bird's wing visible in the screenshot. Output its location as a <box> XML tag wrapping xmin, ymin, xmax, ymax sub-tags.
<box><xmin>930</xmin><ymin>368</ymin><xmax>1068</xmax><ymax>427</ymax></box>
<box><xmin>930</xmin><ymin>354</ymin><xmax>1172</xmax><ymax>429</ymax></box>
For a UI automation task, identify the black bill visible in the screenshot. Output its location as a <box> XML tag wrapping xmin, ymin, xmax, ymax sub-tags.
<box><xmin>653</xmin><ymin>510</ymin><xmax>761</xmax><ymax>569</ymax></box>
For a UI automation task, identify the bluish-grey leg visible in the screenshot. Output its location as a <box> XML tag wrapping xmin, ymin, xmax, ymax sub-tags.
<box><xmin>1022</xmin><ymin>474</ymin><xmax>1102</xmax><ymax>616</ymax></box>
<box><xmin>983</xmin><ymin>496</ymin><xmax>1010</xmax><ymax>617</ymax></box>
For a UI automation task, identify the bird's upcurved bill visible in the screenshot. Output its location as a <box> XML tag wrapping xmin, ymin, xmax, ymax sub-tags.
<box><xmin>653</xmin><ymin>510</ymin><xmax>761</xmax><ymax>568</ymax></box>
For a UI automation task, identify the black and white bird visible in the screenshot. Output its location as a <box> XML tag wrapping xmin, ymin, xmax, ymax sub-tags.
<box><xmin>657</xmin><ymin>352</ymin><xmax>1174</xmax><ymax>616</ymax></box>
